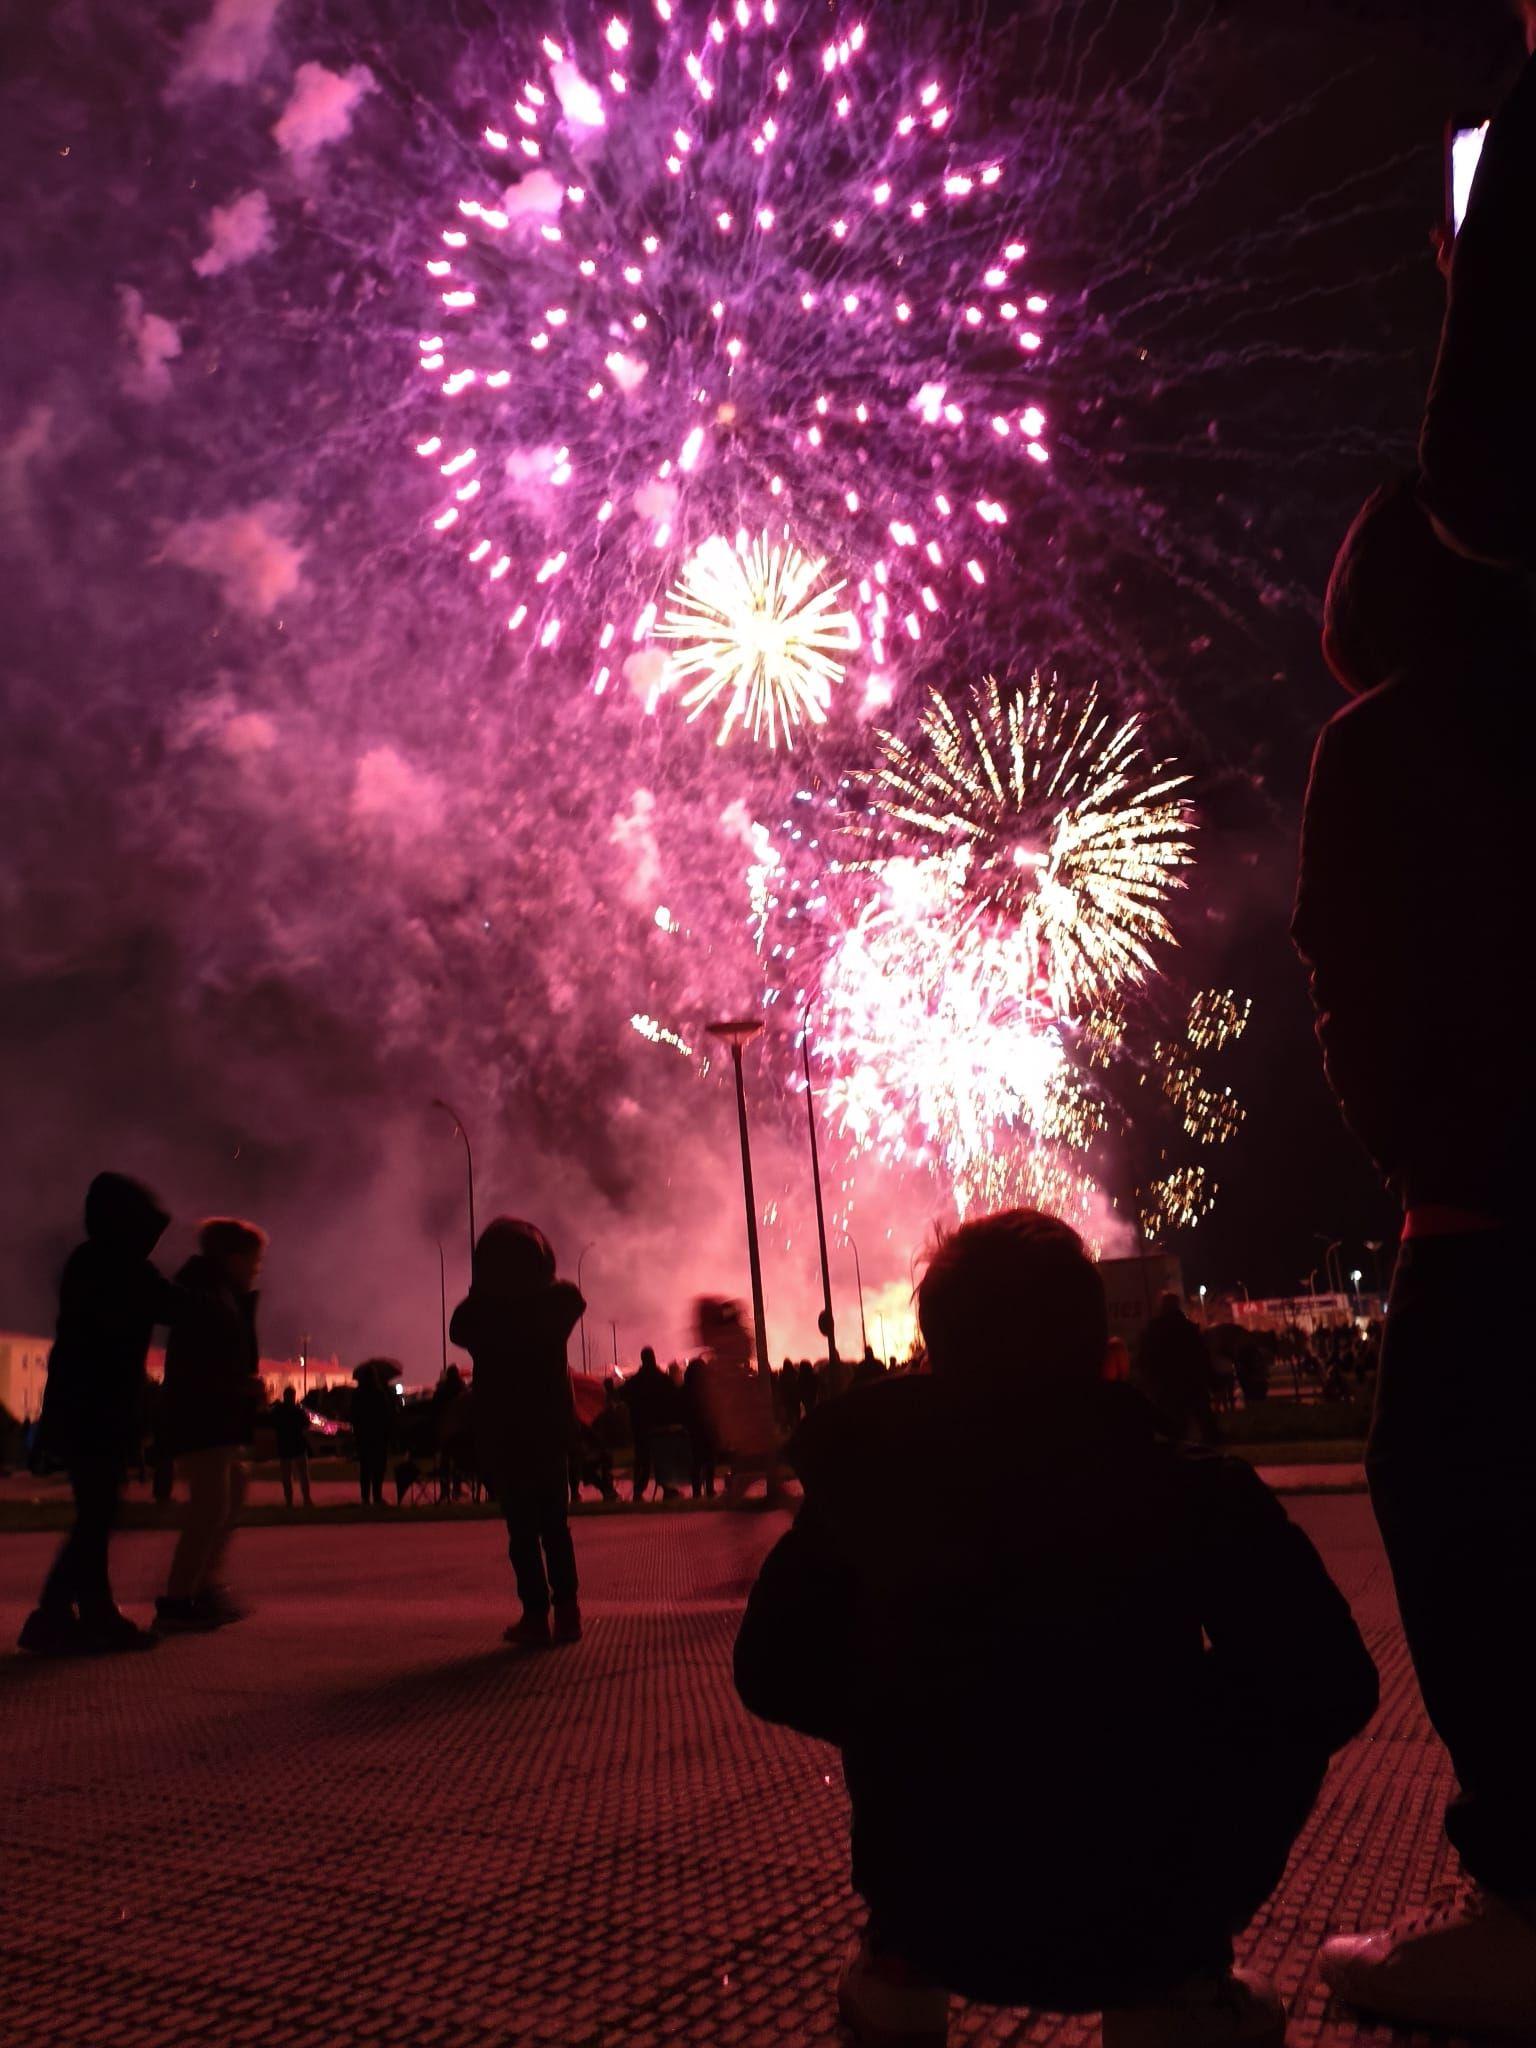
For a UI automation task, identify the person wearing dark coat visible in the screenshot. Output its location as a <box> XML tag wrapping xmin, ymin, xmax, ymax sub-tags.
<box><xmin>20</xmin><ymin>1173</ymin><xmax>181</xmax><ymax>1656</ymax></box>
<box><xmin>1295</xmin><ymin>472</ymin><xmax>1536</xmax><ymax>2027</ymax></box>
<box><xmin>735</xmin><ymin>1210</ymin><xmax>1378</xmax><ymax>2048</ymax></box>
<box><xmin>449</xmin><ymin>1218</ymin><xmax>585</xmax><ymax>1647</ymax></box>
<box><xmin>681</xmin><ymin>1354</ymin><xmax>717</xmax><ymax>1500</ymax></box>
<box><xmin>270</xmin><ymin>1386</ymin><xmax>312</xmax><ymax>1508</ymax></box>
<box><xmin>1133</xmin><ymin>1294</ymin><xmax>1218</xmax><ymax>1445</ymax></box>
<box><xmin>155</xmin><ymin>1217</ymin><xmax>266</xmax><ymax>1631</ymax></box>
<box><xmin>623</xmin><ymin>1345</ymin><xmax>682</xmax><ymax>1501</ymax></box>
<box><xmin>350</xmin><ymin>1361</ymin><xmax>396</xmax><ymax>1508</ymax></box>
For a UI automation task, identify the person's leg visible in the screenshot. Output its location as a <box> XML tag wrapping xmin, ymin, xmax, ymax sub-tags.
<box><xmin>297</xmin><ymin>1454</ymin><xmax>311</xmax><ymax>1507</ymax></box>
<box><xmin>1366</xmin><ymin>1230</ymin><xmax>1536</xmax><ymax>1891</ymax></box>
<box><xmin>200</xmin><ymin>1454</ymin><xmax>246</xmax><ymax>1591</ymax></box>
<box><xmin>631</xmin><ymin>1434</ymin><xmax>651</xmax><ymax>1501</ymax></box>
<box><xmin>502</xmin><ymin>1486</ymin><xmax>552</xmax><ymax>1615</ymax></box>
<box><xmin>357</xmin><ymin>1456</ymin><xmax>370</xmax><ymax>1505</ymax></box>
<box><xmin>280</xmin><ymin>1457</ymin><xmax>294</xmax><ymax>1509</ymax></box>
<box><xmin>541</xmin><ymin>1478</ymin><xmax>579</xmax><ymax>1614</ymax></box>
<box><xmin>167</xmin><ymin>1450</ymin><xmax>225</xmax><ymax>1599</ymax></box>
<box><xmin>37</xmin><ymin>1457</ymin><xmax>121</xmax><ymax>1619</ymax></box>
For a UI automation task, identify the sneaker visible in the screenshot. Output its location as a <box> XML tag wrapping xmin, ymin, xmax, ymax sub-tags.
<box><xmin>1319</xmin><ymin>1889</ymin><xmax>1536</xmax><ymax>2038</ymax></box>
<box><xmin>17</xmin><ymin>1607</ymin><xmax>86</xmax><ymax>1657</ymax></box>
<box><xmin>503</xmin><ymin>1611</ymin><xmax>553</xmax><ymax>1649</ymax></box>
<box><xmin>154</xmin><ymin>1595</ymin><xmax>221</xmax><ymax>1633</ymax></box>
<box><xmin>1102</xmin><ymin>1970</ymin><xmax>1286</xmax><ymax>2048</ymax></box>
<box><xmin>837</xmin><ymin>1940</ymin><xmax>948</xmax><ymax>2048</ymax></box>
<box><xmin>194</xmin><ymin>1586</ymin><xmax>249</xmax><ymax>1628</ymax></box>
<box><xmin>552</xmin><ymin>1601</ymin><xmax>583</xmax><ymax>1644</ymax></box>
<box><xmin>77</xmin><ymin>1607</ymin><xmax>159</xmax><ymax>1654</ymax></box>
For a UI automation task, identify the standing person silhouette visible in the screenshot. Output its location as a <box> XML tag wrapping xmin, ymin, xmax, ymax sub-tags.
<box><xmin>156</xmin><ymin>1217</ymin><xmax>266</xmax><ymax>1632</ymax></box>
<box><xmin>1297</xmin><ymin>478</ymin><xmax>1536</xmax><ymax>2038</ymax></box>
<box><xmin>20</xmin><ymin>1174</ymin><xmax>180</xmax><ymax>1655</ymax></box>
<box><xmin>450</xmin><ymin>1219</ymin><xmax>585</xmax><ymax>1648</ymax></box>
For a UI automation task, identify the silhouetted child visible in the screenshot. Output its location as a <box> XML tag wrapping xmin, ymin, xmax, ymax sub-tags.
<box><xmin>155</xmin><ymin>1217</ymin><xmax>266</xmax><ymax>1632</ymax></box>
<box><xmin>736</xmin><ymin>1209</ymin><xmax>1379</xmax><ymax>2048</ymax></box>
<box><xmin>20</xmin><ymin>1174</ymin><xmax>180</xmax><ymax>1655</ymax></box>
<box><xmin>271</xmin><ymin>1385</ymin><xmax>312</xmax><ymax>1508</ymax></box>
<box><xmin>450</xmin><ymin>1219</ymin><xmax>585</xmax><ymax>1647</ymax></box>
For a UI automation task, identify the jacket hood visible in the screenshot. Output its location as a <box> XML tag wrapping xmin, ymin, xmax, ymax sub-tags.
<box><xmin>1323</xmin><ymin>474</ymin><xmax>1533</xmax><ymax>696</ymax></box>
<box><xmin>84</xmin><ymin>1172</ymin><xmax>170</xmax><ymax>1257</ymax></box>
<box><xmin>471</xmin><ymin>1216</ymin><xmax>556</xmax><ymax>1295</ymax></box>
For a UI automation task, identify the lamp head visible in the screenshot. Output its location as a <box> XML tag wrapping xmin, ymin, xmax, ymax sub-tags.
<box><xmin>706</xmin><ymin>1018</ymin><xmax>765</xmax><ymax>1051</ymax></box>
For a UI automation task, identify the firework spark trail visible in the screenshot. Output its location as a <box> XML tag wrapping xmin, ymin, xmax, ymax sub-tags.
<box><xmin>868</xmin><ymin>673</ymin><xmax>1194</xmax><ymax>1016</ymax></box>
<box><xmin>656</xmin><ymin>529</ymin><xmax>858</xmax><ymax>746</ymax></box>
<box><xmin>413</xmin><ymin>0</ymin><xmax>1055</xmax><ymax>737</ymax></box>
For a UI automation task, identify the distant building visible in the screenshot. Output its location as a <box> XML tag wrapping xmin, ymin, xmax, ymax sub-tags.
<box><xmin>1098</xmin><ymin>1253</ymin><xmax>1185</xmax><ymax>1349</ymax></box>
<box><xmin>0</xmin><ymin>1333</ymin><xmax>352</xmax><ymax>1424</ymax></box>
<box><xmin>0</xmin><ymin>1333</ymin><xmax>51</xmax><ymax>1424</ymax></box>
<box><xmin>1216</xmin><ymin>1292</ymin><xmax>1382</xmax><ymax>1336</ymax></box>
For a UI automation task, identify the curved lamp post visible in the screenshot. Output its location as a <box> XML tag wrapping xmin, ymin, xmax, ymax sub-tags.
<box><xmin>800</xmin><ymin>1012</ymin><xmax>837</xmax><ymax>1368</ymax></box>
<box><xmin>431</xmin><ymin>1098</ymin><xmax>477</xmax><ymax>1273</ymax></box>
<box><xmin>846</xmin><ymin>1233</ymin><xmax>869</xmax><ymax>1355</ymax></box>
<box><xmin>707</xmin><ymin>1018</ymin><xmax>770</xmax><ymax>1374</ymax></box>
<box><xmin>577</xmin><ymin>1240</ymin><xmax>596</xmax><ymax>1374</ymax></box>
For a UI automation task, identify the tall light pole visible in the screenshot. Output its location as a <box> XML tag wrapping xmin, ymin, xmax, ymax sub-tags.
<box><xmin>708</xmin><ymin>1018</ymin><xmax>770</xmax><ymax>1375</ymax></box>
<box><xmin>846</xmin><ymin>1233</ymin><xmax>868</xmax><ymax>1354</ymax></box>
<box><xmin>436</xmin><ymin>1240</ymin><xmax>448</xmax><ymax>1378</ymax></box>
<box><xmin>577</xmin><ymin>1241</ymin><xmax>596</xmax><ymax>1375</ymax></box>
<box><xmin>431</xmin><ymin>1098</ymin><xmax>477</xmax><ymax>1273</ymax></box>
<box><xmin>800</xmin><ymin>1013</ymin><xmax>837</xmax><ymax>1368</ymax></box>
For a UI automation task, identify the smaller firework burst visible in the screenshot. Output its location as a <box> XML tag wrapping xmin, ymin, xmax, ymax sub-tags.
<box><xmin>1186</xmin><ymin>988</ymin><xmax>1252</xmax><ymax>1055</ymax></box>
<box><xmin>871</xmin><ymin>674</ymin><xmax>1194</xmax><ymax>1016</ymax></box>
<box><xmin>656</xmin><ymin>530</ymin><xmax>859</xmax><ymax>749</ymax></box>
<box><xmin>1141</xmin><ymin>1164</ymin><xmax>1217</xmax><ymax>1238</ymax></box>
<box><xmin>1154</xmin><ymin>1046</ymin><xmax>1246</xmax><ymax>1147</ymax></box>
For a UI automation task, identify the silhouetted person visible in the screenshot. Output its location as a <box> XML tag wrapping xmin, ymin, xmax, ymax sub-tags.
<box><xmin>271</xmin><ymin>1386</ymin><xmax>312</xmax><ymax>1508</ymax></box>
<box><xmin>450</xmin><ymin>1218</ymin><xmax>584</xmax><ymax>1647</ymax></box>
<box><xmin>1296</xmin><ymin>473</ymin><xmax>1536</xmax><ymax>2026</ymax></box>
<box><xmin>851</xmin><ymin>1347</ymin><xmax>885</xmax><ymax>1390</ymax></box>
<box><xmin>156</xmin><ymin>1217</ymin><xmax>266</xmax><ymax>1632</ymax></box>
<box><xmin>797</xmin><ymin>1357</ymin><xmax>819</xmax><ymax>1418</ymax></box>
<box><xmin>431</xmin><ymin>1361</ymin><xmax>467</xmax><ymax>1499</ymax></box>
<box><xmin>682</xmin><ymin>1354</ymin><xmax>717</xmax><ymax>1500</ymax></box>
<box><xmin>1133</xmin><ymin>1294</ymin><xmax>1218</xmax><ymax>1445</ymax></box>
<box><xmin>20</xmin><ymin>1173</ymin><xmax>180</xmax><ymax>1656</ymax></box>
<box><xmin>350</xmin><ymin>1361</ymin><xmax>395</xmax><ymax>1508</ymax></box>
<box><xmin>624</xmin><ymin>1345</ymin><xmax>681</xmax><ymax>1501</ymax></box>
<box><xmin>736</xmin><ymin>1209</ymin><xmax>1377</xmax><ymax>2048</ymax></box>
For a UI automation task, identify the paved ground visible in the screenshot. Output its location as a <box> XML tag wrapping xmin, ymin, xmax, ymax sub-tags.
<box><xmin>0</xmin><ymin>1498</ymin><xmax>1463</xmax><ymax>2048</ymax></box>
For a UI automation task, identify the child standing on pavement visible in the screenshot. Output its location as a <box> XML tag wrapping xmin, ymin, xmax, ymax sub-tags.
<box><xmin>155</xmin><ymin>1217</ymin><xmax>266</xmax><ymax>1632</ymax></box>
<box><xmin>450</xmin><ymin>1218</ymin><xmax>585</xmax><ymax>1649</ymax></box>
<box><xmin>736</xmin><ymin>1208</ymin><xmax>1380</xmax><ymax>2048</ymax></box>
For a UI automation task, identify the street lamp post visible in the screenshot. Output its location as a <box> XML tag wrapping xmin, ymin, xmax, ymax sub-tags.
<box><xmin>577</xmin><ymin>1241</ymin><xmax>596</xmax><ymax>1375</ymax></box>
<box><xmin>436</xmin><ymin>1240</ymin><xmax>448</xmax><ymax>1378</ymax></box>
<box><xmin>800</xmin><ymin>1013</ymin><xmax>837</xmax><ymax>1369</ymax></box>
<box><xmin>846</xmin><ymin>1233</ymin><xmax>868</xmax><ymax>1354</ymax></box>
<box><xmin>707</xmin><ymin>1018</ymin><xmax>771</xmax><ymax>1375</ymax></box>
<box><xmin>431</xmin><ymin>1098</ymin><xmax>477</xmax><ymax>1273</ymax></box>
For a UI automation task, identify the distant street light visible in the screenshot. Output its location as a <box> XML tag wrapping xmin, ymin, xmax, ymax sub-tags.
<box><xmin>800</xmin><ymin>1012</ymin><xmax>838</xmax><ymax>1368</ymax></box>
<box><xmin>577</xmin><ymin>1241</ymin><xmax>596</xmax><ymax>1375</ymax></box>
<box><xmin>436</xmin><ymin>1240</ymin><xmax>448</xmax><ymax>1378</ymax></box>
<box><xmin>431</xmin><ymin>1098</ymin><xmax>477</xmax><ymax>1272</ymax></box>
<box><xmin>707</xmin><ymin>1018</ymin><xmax>771</xmax><ymax>1374</ymax></box>
<box><xmin>1196</xmin><ymin>1283</ymin><xmax>1208</xmax><ymax>1325</ymax></box>
<box><xmin>846</xmin><ymin>1233</ymin><xmax>869</xmax><ymax>1354</ymax></box>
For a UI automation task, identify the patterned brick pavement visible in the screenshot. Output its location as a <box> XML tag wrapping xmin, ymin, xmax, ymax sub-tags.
<box><xmin>0</xmin><ymin>1500</ymin><xmax>1467</xmax><ymax>2048</ymax></box>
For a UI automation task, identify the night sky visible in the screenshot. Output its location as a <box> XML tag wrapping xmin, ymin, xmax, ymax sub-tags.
<box><xmin>0</xmin><ymin>0</ymin><xmax>1522</xmax><ymax>1371</ymax></box>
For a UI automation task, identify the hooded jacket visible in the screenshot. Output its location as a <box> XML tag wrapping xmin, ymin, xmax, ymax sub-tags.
<box><xmin>1294</xmin><ymin>480</ymin><xmax>1536</xmax><ymax>1213</ymax></box>
<box><xmin>38</xmin><ymin>1173</ymin><xmax>180</xmax><ymax>1461</ymax></box>
<box><xmin>735</xmin><ymin>1372</ymin><xmax>1376</xmax><ymax>2011</ymax></box>
<box><xmin>159</xmin><ymin>1254</ymin><xmax>262</xmax><ymax>1457</ymax></box>
<box><xmin>449</xmin><ymin>1281</ymin><xmax>583</xmax><ymax>1489</ymax></box>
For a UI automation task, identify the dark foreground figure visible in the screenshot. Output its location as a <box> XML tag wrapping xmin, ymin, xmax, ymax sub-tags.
<box><xmin>1296</xmin><ymin>489</ymin><xmax>1536</xmax><ymax>2027</ymax></box>
<box><xmin>450</xmin><ymin>1218</ymin><xmax>585</xmax><ymax>1648</ymax></box>
<box><xmin>20</xmin><ymin>1173</ymin><xmax>179</xmax><ymax>1656</ymax></box>
<box><xmin>736</xmin><ymin>1212</ymin><xmax>1378</xmax><ymax>2048</ymax></box>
